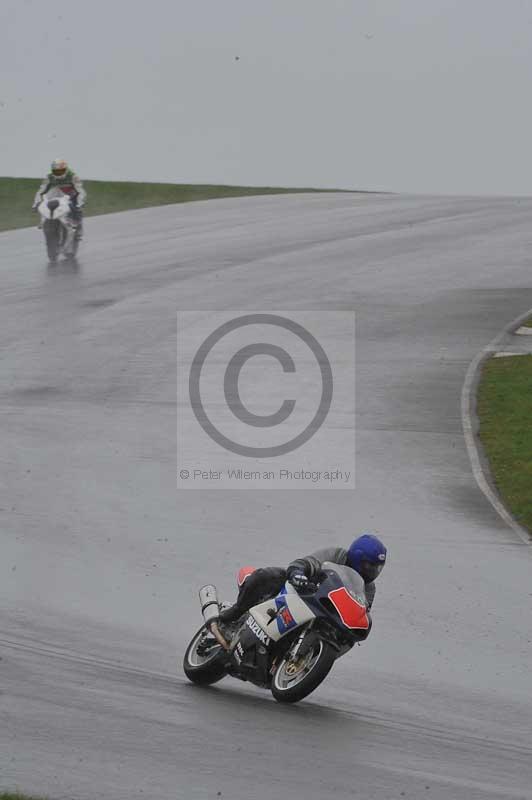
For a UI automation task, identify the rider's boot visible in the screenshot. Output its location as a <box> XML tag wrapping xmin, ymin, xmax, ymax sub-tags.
<box><xmin>70</xmin><ymin>204</ymin><xmax>83</xmax><ymax>240</ymax></box>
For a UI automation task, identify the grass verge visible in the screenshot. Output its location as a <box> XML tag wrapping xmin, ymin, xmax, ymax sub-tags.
<box><xmin>477</xmin><ymin>354</ymin><xmax>532</xmax><ymax>534</ymax></box>
<box><xmin>522</xmin><ymin>315</ymin><xmax>532</xmax><ymax>328</ymax></box>
<box><xmin>0</xmin><ymin>177</ymin><xmax>338</xmax><ymax>233</ymax></box>
<box><xmin>0</xmin><ymin>794</ymin><xmax>47</xmax><ymax>800</ymax></box>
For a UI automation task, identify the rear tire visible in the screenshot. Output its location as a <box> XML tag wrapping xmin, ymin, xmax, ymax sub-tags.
<box><xmin>271</xmin><ymin>634</ymin><xmax>336</xmax><ymax>704</ymax></box>
<box><xmin>183</xmin><ymin>626</ymin><xmax>227</xmax><ymax>686</ymax></box>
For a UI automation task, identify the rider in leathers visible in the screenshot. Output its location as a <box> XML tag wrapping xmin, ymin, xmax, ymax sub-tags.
<box><xmin>219</xmin><ymin>534</ymin><xmax>387</xmax><ymax>641</ymax></box>
<box><xmin>33</xmin><ymin>159</ymin><xmax>86</xmax><ymax>237</ymax></box>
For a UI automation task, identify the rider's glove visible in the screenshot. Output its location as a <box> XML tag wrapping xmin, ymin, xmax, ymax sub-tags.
<box><xmin>289</xmin><ymin>572</ymin><xmax>309</xmax><ymax>590</ymax></box>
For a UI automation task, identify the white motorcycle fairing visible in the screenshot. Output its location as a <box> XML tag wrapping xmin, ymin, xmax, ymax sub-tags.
<box><xmin>248</xmin><ymin>582</ymin><xmax>316</xmax><ymax>643</ymax></box>
<box><xmin>38</xmin><ymin>193</ymin><xmax>72</xmax><ymax>222</ymax></box>
<box><xmin>38</xmin><ymin>193</ymin><xmax>78</xmax><ymax>260</ymax></box>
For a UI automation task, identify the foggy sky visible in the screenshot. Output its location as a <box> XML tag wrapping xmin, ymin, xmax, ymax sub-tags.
<box><xmin>2</xmin><ymin>0</ymin><xmax>532</xmax><ymax>195</ymax></box>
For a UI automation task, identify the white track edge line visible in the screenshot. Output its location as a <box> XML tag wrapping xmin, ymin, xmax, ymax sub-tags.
<box><xmin>461</xmin><ymin>308</ymin><xmax>532</xmax><ymax>545</ymax></box>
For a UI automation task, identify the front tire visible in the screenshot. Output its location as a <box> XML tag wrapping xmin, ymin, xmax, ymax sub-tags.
<box><xmin>44</xmin><ymin>221</ymin><xmax>60</xmax><ymax>262</ymax></box>
<box><xmin>183</xmin><ymin>626</ymin><xmax>227</xmax><ymax>686</ymax></box>
<box><xmin>271</xmin><ymin>634</ymin><xmax>336</xmax><ymax>704</ymax></box>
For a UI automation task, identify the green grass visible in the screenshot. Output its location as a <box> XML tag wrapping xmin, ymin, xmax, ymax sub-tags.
<box><xmin>0</xmin><ymin>177</ymin><xmax>338</xmax><ymax>233</ymax></box>
<box><xmin>522</xmin><ymin>315</ymin><xmax>532</xmax><ymax>328</ymax></box>
<box><xmin>0</xmin><ymin>794</ymin><xmax>48</xmax><ymax>800</ymax></box>
<box><xmin>477</xmin><ymin>354</ymin><xmax>532</xmax><ymax>534</ymax></box>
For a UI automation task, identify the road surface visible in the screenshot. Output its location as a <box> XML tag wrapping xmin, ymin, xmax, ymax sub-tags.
<box><xmin>1</xmin><ymin>193</ymin><xmax>532</xmax><ymax>799</ymax></box>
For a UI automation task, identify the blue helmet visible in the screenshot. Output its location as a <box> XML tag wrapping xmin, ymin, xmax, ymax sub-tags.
<box><xmin>347</xmin><ymin>534</ymin><xmax>387</xmax><ymax>582</ymax></box>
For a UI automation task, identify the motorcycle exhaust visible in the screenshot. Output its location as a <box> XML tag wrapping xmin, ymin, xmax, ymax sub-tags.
<box><xmin>199</xmin><ymin>585</ymin><xmax>220</xmax><ymax>625</ymax></box>
<box><xmin>199</xmin><ymin>585</ymin><xmax>229</xmax><ymax>650</ymax></box>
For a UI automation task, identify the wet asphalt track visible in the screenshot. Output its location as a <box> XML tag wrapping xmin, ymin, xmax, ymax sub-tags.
<box><xmin>1</xmin><ymin>193</ymin><xmax>532</xmax><ymax>800</ymax></box>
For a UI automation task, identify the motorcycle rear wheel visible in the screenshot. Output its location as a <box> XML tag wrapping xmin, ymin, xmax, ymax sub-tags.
<box><xmin>183</xmin><ymin>625</ymin><xmax>227</xmax><ymax>685</ymax></box>
<box><xmin>271</xmin><ymin>634</ymin><xmax>336</xmax><ymax>703</ymax></box>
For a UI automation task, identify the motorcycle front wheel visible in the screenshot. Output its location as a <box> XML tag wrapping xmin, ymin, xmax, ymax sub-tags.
<box><xmin>44</xmin><ymin>221</ymin><xmax>60</xmax><ymax>262</ymax></box>
<box><xmin>183</xmin><ymin>625</ymin><xmax>227</xmax><ymax>686</ymax></box>
<box><xmin>271</xmin><ymin>634</ymin><xmax>336</xmax><ymax>704</ymax></box>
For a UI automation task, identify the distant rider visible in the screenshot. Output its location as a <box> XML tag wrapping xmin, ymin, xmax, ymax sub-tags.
<box><xmin>32</xmin><ymin>159</ymin><xmax>86</xmax><ymax>237</ymax></box>
<box><xmin>219</xmin><ymin>533</ymin><xmax>387</xmax><ymax>640</ymax></box>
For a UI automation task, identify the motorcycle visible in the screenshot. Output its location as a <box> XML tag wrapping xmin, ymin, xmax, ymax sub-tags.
<box><xmin>183</xmin><ymin>562</ymin><xmax>371</xmax><ymax>703</ymax></box>
<box><xmin>37</xmin><ymin>194</ymin><xmax>80</xmax><ymax>262</ymax></box>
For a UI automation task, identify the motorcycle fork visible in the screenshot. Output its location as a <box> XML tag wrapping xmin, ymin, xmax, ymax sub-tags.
<box><xmin>287</xmin><ymin>621</ymin><xmax>314</xmax><ymax>661</ymax></box>
<box><xmin>269</xmin><ymin>621</ymin><xmax>316</xmax><ymax>676</ymax></box>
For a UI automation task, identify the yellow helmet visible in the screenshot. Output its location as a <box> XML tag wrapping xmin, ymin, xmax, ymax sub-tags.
<box><xmin>51</xmin><ymin>159</ymin><xmax>68</xmax><ymax>177</ymax></box>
